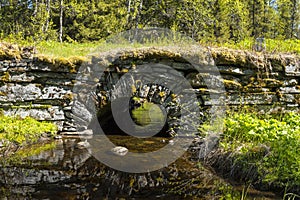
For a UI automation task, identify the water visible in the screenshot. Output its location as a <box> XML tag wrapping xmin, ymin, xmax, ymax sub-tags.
<box><xmin>0</xmin><ymin>135</ymin><xmax>280</xmax><ymax>199</ymax></box>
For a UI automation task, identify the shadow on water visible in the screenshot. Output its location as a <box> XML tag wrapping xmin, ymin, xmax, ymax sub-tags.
<box><xmin>0</xmin><ymin>135</ymin><xmax>280</xmax><ymax>199</ymax></box>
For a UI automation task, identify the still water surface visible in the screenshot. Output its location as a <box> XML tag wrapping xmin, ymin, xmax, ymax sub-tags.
<box><xmin>0</xmin><ymin>135</ymin><xmax>279</xmax><ymax>199</ymax></box>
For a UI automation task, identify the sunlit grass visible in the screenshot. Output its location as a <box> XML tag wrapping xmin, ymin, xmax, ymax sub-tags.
<box><xmin>1</xmin><ymin>37</ymin><xmax>299</xmax><ymax>59</ymax></box>
<box><xmin>213</xmin><ymin>38</ymin><xmax>300</xmax><ymax>54</ymax></box>
<box><xmin>36</xmin><ymin>40</ymin><xmax>100</xmax><ymax>58</ymax></box>
<box><xmin>0</xmin><ymin>114</ymin><xmax>57</xmax><ymax>145</ymax></box>
<box><xmin>219</xmin><ymin>110</ymin><xmax>300</xmax><ymax>191</ymax></box>
<box><xmin>36</xmin><ymin>38</ymin><xmax>300</xmax><ymax>58</ymax></box>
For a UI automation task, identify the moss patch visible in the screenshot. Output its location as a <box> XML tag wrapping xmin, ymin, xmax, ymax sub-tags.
<box><xmin>0</xmin><ymin>72</ymin><xmax>11</xmax><ymax>82</ymax></box>
<box><xmin>11</xmin><ymin>104</ymin><xmax>52</xmax><ymax>109</ymax></box>
<box><xmin>0</xmin><ymin>115</ymin><xmax>57</xmax><ymax>145</ymax></box>
<box><xmin>120</xmin><ymin>47</ymin><xmax>182</xmax><ymax>61</ymax></box>
<box><xmin>36</xmin><ymin>55</ymin><xmax>86</xmax><ymax>72</ymax></box>
<box><xmin>0</xmin><ymin>43</ymin><xmax>22</xmax><ymax>60</ymax></box>
<box><xmin>223</xmin><ymin>79</ymin><xmax>242</xmax><ymax>89</ymax></box>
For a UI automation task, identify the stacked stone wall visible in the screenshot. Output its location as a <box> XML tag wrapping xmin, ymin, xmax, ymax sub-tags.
<box><xmin>0</xmin><ymin>45</ymin><xmax>299</xmax><ymax>133</ymax></box>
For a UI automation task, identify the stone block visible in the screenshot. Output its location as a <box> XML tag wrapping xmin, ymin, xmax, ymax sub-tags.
<box><xmin>3</xmin><ymin>106</ymin><xmax>64</xmax><ymax>121</ymax></box>
<box><xmin>285</xmin><ymin>63</ymin><xmax>300</xmax><ymax>77</ymax></box>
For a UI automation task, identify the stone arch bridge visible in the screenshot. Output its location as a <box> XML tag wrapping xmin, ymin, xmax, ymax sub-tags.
<box><xmin>0</xmin><ymin>44</ymin><xmax>299</xmax><ymax>135</ymax></box>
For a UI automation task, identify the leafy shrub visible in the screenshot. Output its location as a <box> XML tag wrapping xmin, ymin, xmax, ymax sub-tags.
<box><xmin>220</xmin><ymin>111</ymin><xmax>300</xmax><ymax>190</ymax></box>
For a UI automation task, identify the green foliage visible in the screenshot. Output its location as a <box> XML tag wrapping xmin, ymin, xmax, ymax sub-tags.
<box><xmin>131</xmin><ymin>102</ymin><xmax>165</xmax><ymax>126</ymax></box>
<box><xmin>1</xmin><ymin>0</ymin><xmax>299</xmax><ymax>43</ymax></box>
<box><xmin>0</xmin><ymin>115</ymin><xmax>57</xmax><ymax>145</ymax></box>
<box><xmin>218</xmin><ymin>38</ymin><xmax>300</xmax><ymax>54</ymax></box>
<box><xmin>36</xmin><ymin>40</ymin><xmax>99</xmax><ymax>57</ymax></box>
<box><xmin>220</xmin><ymin>111</ymin><xmax>300</xmax><ymax>190</ymax></box>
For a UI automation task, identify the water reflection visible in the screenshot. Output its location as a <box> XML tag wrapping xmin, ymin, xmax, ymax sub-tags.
<box><xmin>0</xmin><ymin>136</ymin><xmax>279</xmax><ymax>199</ymax></box>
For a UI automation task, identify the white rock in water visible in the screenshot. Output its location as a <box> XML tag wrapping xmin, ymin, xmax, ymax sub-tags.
<box><xmin>79</xmin><ymin>129</ymin><xmax>93</xmax><ymax>135</ymax></box>
<box><xmin>111</xmin><ymin>146</ymin><xmax>128</xmax><ymax>156</ymax></box>
<box><xmin>75</xmin><ymin>140</ymin><xmax>91</xmax><ymax>149</ymax></box>
<box><xmin>54</xmin><ymin>135</ymin><xmax>63</xmax><ymax>139</ymax></box>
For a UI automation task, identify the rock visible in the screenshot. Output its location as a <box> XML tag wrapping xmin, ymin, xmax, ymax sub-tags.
<box><xmin>54</xmin><ymin>135</ymin><xmax>63</xmax><ymax>139</ymax></box>
<box><xmin>111</xmin><ymin>146</ymin><xmax>128</xmax><ymax>156</ymax></box>
<box><xmin>79</xmin><ymin>129</ymin><xmax>93</xmax><ymax>135</ymax></box>
<box><xmin>75</xmin><ymin>140</ymin><xmax>91</xmax><ymax>149</ymax></box>
<box><xmin>285</xmin><ymin>64</ymin><xmax>300</xmax><ymax>76</ymax></box>
<box><xmin>38</xmin><ymin>136</ymin><xmax>50</xmax><ymax>143</ymax></box>
<box><xmin>62</xmin><ymin>129</ymin><xmax>93</xmax><ymax>135</ymax></box>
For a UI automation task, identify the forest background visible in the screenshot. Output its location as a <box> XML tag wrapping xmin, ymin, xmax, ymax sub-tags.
<box><xmin>0</xmin><ymin>0</ymin><xmax>299</xmax><ymax>48</ymax></box>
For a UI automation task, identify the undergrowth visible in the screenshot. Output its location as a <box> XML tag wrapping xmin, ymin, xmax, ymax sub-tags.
<box><xmin>219</xmin><ymin>110</ymin><xmax>300</xmax><ymax>193</ymax></box>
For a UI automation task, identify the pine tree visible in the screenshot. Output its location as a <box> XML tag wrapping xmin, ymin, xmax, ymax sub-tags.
<box><xmin>246</xmin><ymin>0</ymin><xmax>265</xmax><ymax>38</ymax></box>
<box><xmin>218</xmin><ymin>0</ymin><xmax>250</xmax><ymax>42</ymax></box>
<box><xmin>276</xmin><ymin>0</ymin><xmax>300</xmax><ymax>38</ymax></box>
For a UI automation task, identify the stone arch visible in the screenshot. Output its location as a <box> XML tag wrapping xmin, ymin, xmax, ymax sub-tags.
<box><xmin>82</xmin><ymin>47</ymin><xmax>218</xmax><ymax>137</ymax></box>
<box><xmin>75</xmin><ymin>47</ymin><xmax>223</xmax><ymax>136</ymax></box>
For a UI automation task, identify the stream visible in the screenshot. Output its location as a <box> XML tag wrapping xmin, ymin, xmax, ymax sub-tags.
<box><xmin>0</xmin><ymin>135</ymin><xmax>280</xmax><ymax>199</ymax></box>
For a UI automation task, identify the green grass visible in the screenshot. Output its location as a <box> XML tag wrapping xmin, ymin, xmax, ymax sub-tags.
<box><xmin>213</xmin><ymin>38</ymin><xmax>300</xmax><ymax>54</ymax></box>
<box><xmin>36</xmin><ymin>40</ymin><xmax>100</xmax><ymax>58</ymax></box>
<box><xmin>1</xmin><ymin>37</ymin><xmax>300</xmax><ymax>59</ymax></box>
<box><xmin>35</xmin><ymin>38</ymin><xmax>300</xmax><ymax>58</ymax></box>
<box><xmin>0</xmin><ymin>114</ymin><xmax>57</xmax><ymax>145</ymax></box>
<box><xmin>219</xmin><ymin>110</ymin><xmax>300</xmax><ymax>191</ymax></box>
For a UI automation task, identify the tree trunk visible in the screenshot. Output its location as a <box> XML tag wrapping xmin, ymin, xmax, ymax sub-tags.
<box><xmin>192</xmin><ymin>4</ymin><xmax>196</xmax><ymax>40</ymax></box>
<box><xmin>59</xmin><ymin>0</ymin><xmax>63</xmax><ymax>43</ymax></box>
<box><xmin>44</xmin><ymin>0</ymin><xmax>51</xmax><ymax>33</ymax></box>
<box><xmin>33</xmin><ymin>0</ymin><xmax>38</xmax><ymax>17</ymax></box>
<box><xmin>135</xmin><ymin>0</ymin><xmax>143</xmax><ymax>28</ymax></box>
<box><xmin>252</xmin><ymin>0</ymin><xmax>256</xmax><ymax>37</ymax></box>
<box><xmin>127</xmin><ymin>0</ymin><xmax>131</xmax><ymax>27</ymax></box>
<box><xmin>290</xmin><ymin>0</ymin><xmax>298</xmax><ymax>38</ymax></box>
